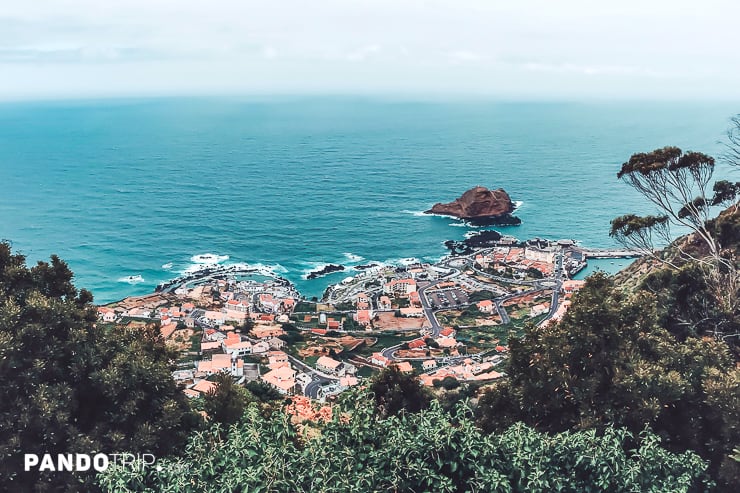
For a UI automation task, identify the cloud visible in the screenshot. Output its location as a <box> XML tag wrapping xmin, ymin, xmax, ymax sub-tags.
<box><xmin>0</xmin><ymin>0</ymin><xmax>738</xmax><ymax>100</ymax></box>
<box><xmin>519</xmin><ymin>61</ymin><xmax>668</xmax><ymax>78</ymax></box>
<box><xmin>345</xmin><ymin>44</ymin><xmax>381</xmax><ymax>62</ymax></box>
<box><xmin>447</xmin><ymin>50</ymin><xmax>486</xmax><ymax>63</ymax></box>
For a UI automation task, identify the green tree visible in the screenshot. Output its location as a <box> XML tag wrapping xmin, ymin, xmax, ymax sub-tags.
<box><xmin>245</xmin><ymin>380</ymin><xmax>283</xmax><ymax>403</ymax></box>
<box><xmin>99</xmin><ymin>393</ymin><xmax>712</xmax><ymax>493</ymax></box>
<box><xmin>476</xmin><ymin>273</ymin><xmax>738</xmax><ymax>490</ymax></box>
<box><xmin>203</xmin><ymin>373</ymin><xmax>253</xmax><ymax>426</ymax></box>
<box><xmin>0</xmin><ymin>242</ymin><xmax>198</xmax><ymax>492</ymax></box>
<box><xmin>369</xmin><ymin>366</ymin><xmax>430</xmax><ymax>418</ymax></box>
<box><xmin>241</xmin><ymin>316</ymin><xmax>254</xmax><ymax>332</ymax></box>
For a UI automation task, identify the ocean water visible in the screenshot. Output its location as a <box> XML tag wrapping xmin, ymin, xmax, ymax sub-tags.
<box><xmin>0</xmin><ymin>97</ymin><xmax>736</xmax><ymax>303</ymax></box>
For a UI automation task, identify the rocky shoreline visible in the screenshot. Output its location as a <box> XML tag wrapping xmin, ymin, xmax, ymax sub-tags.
<box><xmin>305</xmin><ymin>264</ymin><xmax>345</xmax><ymax>279</ymax></box>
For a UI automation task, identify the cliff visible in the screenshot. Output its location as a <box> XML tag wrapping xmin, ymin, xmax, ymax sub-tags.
<box><xmin>425</xmin><ymin>186</ymin><xmax>516</xmax><ymax>220</ymax></box>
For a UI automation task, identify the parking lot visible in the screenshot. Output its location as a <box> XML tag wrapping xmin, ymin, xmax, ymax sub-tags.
<box><xmin>426</xmin><ymin>288</ymin><xmax>469</xmax><ymax>308</ymax></box>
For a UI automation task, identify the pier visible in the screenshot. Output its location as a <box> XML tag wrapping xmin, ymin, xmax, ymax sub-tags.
<box><xmin>573</xmin><ymin>247</ymin><xmax>643</xmax><ymax>259</ymax></box>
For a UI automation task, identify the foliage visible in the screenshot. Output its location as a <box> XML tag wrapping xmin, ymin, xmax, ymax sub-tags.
<box><xmin>241</xmin><ymin>317</ymin><xmax>255</xmax><ymax>332</ymax></box>
<box><xmin>639</xmin><ymin>262</ymin><xmax>739</xmax><ymax>346</ymax></box>
<box><xmin>425</xmin><ymin>337</ymin><xmax>440</xmax><ymax>349</ymax></box>
<box><xmin>203</xmin><ymin>374</ymin><xmax>254</xmax><ymax>426</ymax></box>
<box><xmin>468</xmin><ymin>290</ymin><xmax>496</xmax><ymax>302</ymax></box>
<box><xmin>98</xmin><ymin>393</ymin><xmax>711</xmax><ymax>493</ymax></box>
<box><xmin>369</xmin><ymin>366</ymin><xmax>431</xmax><ymax>418</ymax></box>
<box><xmin>476</xmin><ymin>273</ymin><xmax>739</xmax><ymax>490</ymax></box>
<box><xmin>0</xmin><ymin>242</ymin><xmax>199</xmax><ymax>492</ymax></box>
<box><xmin>433</xmin><ymin>376</ymin><xmax>461</xmax><ymax>390</ymax></box>
<box><xmin>245</xmin><ymin>381</ymin><xmax>284</xmax><ymax>403</ymax></box>
<box><xmin>612</xmin><ymin>146</ymin><xmax>739</xmax><ymax>337</ymax></box>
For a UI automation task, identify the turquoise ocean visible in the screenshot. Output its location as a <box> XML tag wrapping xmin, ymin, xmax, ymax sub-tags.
<box><xmin>0</xmin><ymin>97</ymin><xmax>736</xmax><ymax>303</ymax></box>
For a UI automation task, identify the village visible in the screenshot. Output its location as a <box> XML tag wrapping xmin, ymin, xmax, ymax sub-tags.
<box><xmin>97</xmin><ymin>236</ymin><xmax>636</xmax><ymax>410</ymax></box>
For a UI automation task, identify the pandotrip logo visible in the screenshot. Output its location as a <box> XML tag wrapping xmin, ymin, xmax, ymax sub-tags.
<box><xmin>24</xmin><ymin>453</ymin><xmax>156</xmax><ymax>473</ymax></box>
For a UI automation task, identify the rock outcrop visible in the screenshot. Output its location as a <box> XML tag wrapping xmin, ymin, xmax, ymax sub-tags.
<box><xmin>425</xmin><ymin>186</ymin><xmax>517</xmax><ymax>222</ymax></box>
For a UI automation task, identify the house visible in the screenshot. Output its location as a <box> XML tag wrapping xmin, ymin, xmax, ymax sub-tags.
<box><xmin>439</xmin><ymin>327</ymin><xmax>456</xmax><ymax>338</ymax></box>
<box><xmin>202</xmin><ymin>310</ymin><xmax>226</xmax><ymax>325</ymax></box>
<box><xmin>524</xmin><ymin>246</ymin><xmax>557</xmax><ymax>263</ymax></box>
<box><xmin>224</xmin><ymin>340</ymin><xmax>253</xmax><ymax>357</ymax></box>
<box><xmin>474</xmin><ymin>254</ymin><xmax>488</xmax><ymax>269</ymax></box>
<box><xmin>339</xmin><ymin>375</ymin><xmax>359</xmax><ymax>387</ymax></box>
<box><xmin>327</xmin><ymin>319</ymin><xmax>341</xmax><ymax>330</ymax></box>
<box><xmin>224</xmin><ymin>299</ymin><xmax>250</xmax><ymax>313</ymax></box>
<box><xmin>191</xmin><ymin>379</ymin><xmax>216</xmax><ymax>394</ymax></box>
<box><xmin>183</xmin><ymin>379</ymin><xmax>216</xmax><ymax>397</ymax></box>
<box><xmin>172</xmin><ymin>369</ymin><xmax>194</xmax><ymax>385</ymax></box>
<box><xmin>182</xmin><ymin>388</ymin><xmax>201</xmax><ymax>399</ymax></box>
<box><xmin>476</xmin><ymin>300</ymin><xmax>495</xmax><ymax>314</ymax></box>
<box><xmin>267</xmin><ymin>336</ymin><xmax>286</xmax><ymax>350</ymax></box>
<box><xmin>258</xmin><ymin>293</ymin><xmax>277</xmax><ymax>312</ymax></box>
<box><xmin>435</xmin><ymin>337</ymin><xmax>458</xmax><ymax>348</ymax></box>
<box><xmin>205</xmin><ymin>329</ymin><xmax>226</xmax><ymax>342</ymax></box>
<box><xmin>371</xmin><ymin>352</ymin><xmax>390</xmax><ymax>367</ymax></box>
<box><xmin>160</xmin><ymin>322</ymin><xmax>178</xmax><ymax>339</ymax></box>
<box><xmin>196</xmin><ymin>353</ymin><xmax>244</xmax><ymax>377</ymax></box>
<box><xmin>127</xmin><ymin>307</ymin><xmax>152</xmax><ymax>319</ymax></box>
<box><xmin>223</xmin><ymin>332</ymin><xmax>241</xmax><ymax>346</ymax></box>
<box><xmin>377</xmin><ymin>296</ymin><xmax>392</xmax><ymax>310</ymax></box>
<box><xmin>252</xmin><ymin>340</ymin><xmax>270</xmax><ymax>354</ymax></box>
<box><xmin>408</xmin><ymin>338</ymin><xmax>426</xmax><ymax>350</ymax></box>
<box><xmin>530</xmin><ymin>303</ymin><xmax>549</xmax><ymax>317</ymax></box>
<box><xmin>200</xmin><ymin>341</ymin><xmax>221</xmax><ymax>353</ymax></box>
<box><xmin>393</xmin><ymin>361</ymin><xmax>414</xmax><ymax>373</ymax></box>
<box><xmin>562</xmin><ymin>280</ymin><xmax>586</xmax><ymax>294</ymax></box>
<box><xmin>97</xmin><ymin>307</ymin><xmax>116</xmax><ymax>323</ymax></box>
<box><xmin>422</xmin><ymin>360</ymin><xmax>437</xmax><ymax>371</ymax></box>
<box><xmin>261</xmin><ymin>365</ymin><xmax>297</xmax><ymax>395</ymax></box>
<box><xmin>250</xmin><ymin>324</ymin><xmax>286</xmax><ymax>339</ymax></box>
<box><xmin>311</xmin><ymin>328</ymin><xmax>328</xmax><ymax>336</ymax></box>
<box><xmin>181</xmin><ymin>302</ymin><xmax>195</xmax><ymax>312</ymax></box>
<box><xmin>280</xmin><ymin>297</ymin><xmax>295</xmax><ymax>313</ymax></box>
<box><xmin>383</xmin><ymin>278</ymin><xmax>417</xmax><ymax>297</ymax></box>
<box><xmin>355</xmin><ymin>292</ymin><xmax>370</xmax><ymax>304</ymax></box>
<box><xmin>399</xmin><ymin>307</ymin><xmax>424</xmax><ymax>318</ymax></box>
<box><xmin>185</xmin><ymin>317</ymin><xmax>196</xmax><ymax>328</ymax></box>
<box><xmin>355</xmin><ymin>309</ymin><xmax>373</xmax><ymax>326</ymax></box>
<box><xmin>408</xmin><ymin>291</ymin><xmax>421</xmax><ymax>307</ymax></box>
<box><xmin>267</xmin><ymin>351</ymin><xmax>289</xmax><ymax>366</ymax></box>
<box><xmin>316</xmin><ymin>355</ymin><xmax>344</xmax><ymax>376</ymax></box>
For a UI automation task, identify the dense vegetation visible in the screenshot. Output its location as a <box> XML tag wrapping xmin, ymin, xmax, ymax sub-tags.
<box><xmin>99</xmin><ymin>392</ymin><xmax>711</xmax><ymax>493</ymax></box>
<box><xmin>476</xmin><ymin>273</ymin><xmax>738</xmax><ymax>489</ymax></box>
<box><xmin>0</xmin><ymin>243</ymin><xmax>199</xmax><ymax>492</ymax></box>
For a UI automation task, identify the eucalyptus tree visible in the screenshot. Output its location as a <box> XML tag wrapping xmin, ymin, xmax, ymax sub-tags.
<box><xmin>610</xmin><ymin>146</ymin><xmax>739</xmax><ymax>336</ymax></box>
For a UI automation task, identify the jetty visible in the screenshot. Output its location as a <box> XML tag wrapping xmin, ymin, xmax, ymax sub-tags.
<box><xmin>573</xmin><ymin>247</ymin><xmax>643</xmax><ymax>259</ymax></box>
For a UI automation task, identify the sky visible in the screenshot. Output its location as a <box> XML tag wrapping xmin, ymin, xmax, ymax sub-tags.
<box><xmin>1</xmin><ymin>0</ymin><xmax>739</xmax><ymax>101</ymax></box>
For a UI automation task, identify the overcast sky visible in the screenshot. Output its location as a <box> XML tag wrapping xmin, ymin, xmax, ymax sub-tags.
<box><xmin>1</xmin><ymin>0</ymin><xmax>739</xmax><ymax>101</ymax></box>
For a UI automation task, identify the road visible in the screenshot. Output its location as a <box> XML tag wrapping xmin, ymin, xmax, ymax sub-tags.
<box><xmin>380</xmin><ymin>267</ymin><xmax>460</xmax><ymax>361</ymax></box>
<box><xmin>543</xmin><ymin>249</ymin><xmax>565</xmax><ymax>321</ymax></box>
<box><xmin>287</xmin><ymin>354</ymin><xmax>337</xmax><ymax>398</ymax></box>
